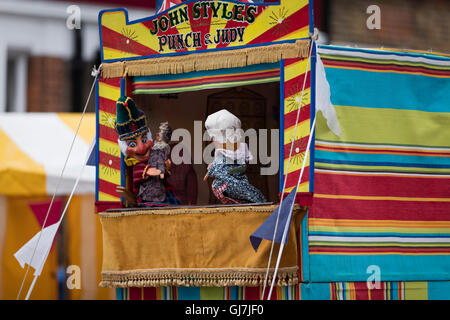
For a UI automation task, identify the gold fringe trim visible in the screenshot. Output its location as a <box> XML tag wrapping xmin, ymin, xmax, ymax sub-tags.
<box><xmin>102</xmin><ymin>40</ymin><xmax>310</xmax><ymax>79</ymax></box>
<box><xmin>99</xmin><ymin>204</ymin><xmax>305</xmax><ymax>218</ymax></box>
<box><xmin>100</xmin><ymin>267</ymin><xmax>299</xmax><ymax>288</ymax></box>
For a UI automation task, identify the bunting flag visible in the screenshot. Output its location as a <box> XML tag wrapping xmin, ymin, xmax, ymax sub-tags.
<box><xmin>157</xmin><ymin>1</ymin><xmax>269</xmax><ymax>16</ymax></box>
<box><xmin>250</xmin><ymin>186</ymin><xmax>297</xmax><ymax>251</ymax></box>
<box><xmin>14</xmin><ymin>222</ymin><xmax>61</xmax><ymax>277</ymax></box>
<box><xmin>309</xmin><ymin>45</ymin><xmax>450</xmax><ymax>282</ymax></box>
<box><xmin>315</xmin><ymin>46</ymin><xmax>341</xmax><ymax>137</ymax></box>
<box><xmin>28</xmin><ymin>199</ymin><xmax>63</xmax><ymax>228</ymax></box>
<box><xmin>86</xmin><ymin>139</ymin><xmax>97</xmax><ymax>167</ymax></box>
<box><xmin>156</xmin><ymin>0</ymin><xmax>183</xmax><ymax>14</ymax></box>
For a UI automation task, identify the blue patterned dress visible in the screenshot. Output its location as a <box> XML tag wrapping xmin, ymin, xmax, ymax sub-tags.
<box><xmin>207</xmin><ymin>152</ymin><xmax>266</xmax><ymax>204</ymax></box>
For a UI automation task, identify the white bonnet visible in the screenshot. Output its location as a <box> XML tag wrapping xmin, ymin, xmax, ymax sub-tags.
<box><xmin>205</xmin><ymin>109</ymin><xmax>242</xmax><ymax>143</ymax></box>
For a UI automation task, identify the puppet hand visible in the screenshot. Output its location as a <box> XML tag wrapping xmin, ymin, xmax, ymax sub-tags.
<box><xmin>165</xmin><ymin>159</ymin><xmax>171</xmax><ymax>172</ymax></box>
<box><xmin>203</xmin><ymin>163</ymin><xmax>213</xmax><ymax>181</ymax></box>
<box><xmin>115</xmin><ymin>186</ymin><xmax>137</xmax><ymax>206</ymax></box>
<box><xmin>147</xmin><ymin>168</ymin><xmax>162</xmax><ymax>176</ymax></box>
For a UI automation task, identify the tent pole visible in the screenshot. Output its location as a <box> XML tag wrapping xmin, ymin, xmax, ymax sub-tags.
<box><xmin>24</xmin><ymin>275</ymin><xmax>38</xmax><ymax>300</ymax></box>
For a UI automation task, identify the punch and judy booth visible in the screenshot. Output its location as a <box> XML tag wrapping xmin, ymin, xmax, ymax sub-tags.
<box><xmin>95</xmin><ymin>0</ymin><xmax>450</xmax><ymax>300</ymax></box>
<box><xmin>97</xmin><ymin>0</ymin><xmax>313</xmax><ymax>300</ymax></box>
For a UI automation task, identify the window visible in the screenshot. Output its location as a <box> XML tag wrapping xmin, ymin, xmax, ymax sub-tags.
<box><xmin>6</xmin><ymin>51</ymin><xmax>28</xmax><ymax>112</ymax></box>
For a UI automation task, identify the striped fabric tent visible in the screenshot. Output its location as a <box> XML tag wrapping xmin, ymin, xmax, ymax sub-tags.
<box><xmin>0</xmin><ymin>113</ymin><xmax>95</xmax><ymax>196</ymax></box>
<box><xmin>0</xmin><ymin>113</ymin><xmax>114</xmax><ymax>299</ymax></box>
<box><xmin>307</xmin><ymin>46</ymin><xmax>450</xmax><ymax>299</ymax></box>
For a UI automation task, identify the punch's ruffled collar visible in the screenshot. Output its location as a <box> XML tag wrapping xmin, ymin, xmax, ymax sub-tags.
<box><xmin>124</xmin><ymin>157</ymin><xmax>141</xmax><ymax>167</ymax></box>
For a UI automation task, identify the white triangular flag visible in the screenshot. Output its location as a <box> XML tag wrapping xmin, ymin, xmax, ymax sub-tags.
<box><xmin>14</xmin><ymin>221</ymin><xmax>60</xmax><ymax>276</ymax></box>
<box><xmin>315</xmin><ymin>45</ymin><xmax>342</xmax><ymax>137</ymax></box>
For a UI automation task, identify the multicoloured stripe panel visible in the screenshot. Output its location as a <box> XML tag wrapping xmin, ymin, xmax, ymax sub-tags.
<box><xmin>97</xmin><ymin>77</ymin><xmax>122</xmax><ymax>202</ymax></box>
<box><xmin>132</xmin><ymin>62</ymin><xmax>280</xmax><ymax>94</ymax></box>
<box><xmin>116</xmin><ymin>281</ymin><xmax>450</xmax><ymax>300</ymax></box>
<box><xmin>117</xmin><ymin>286</ymin><xmax>298</xmax><ymax>300</ymax></box>
<box><xmin>282</xmin><ymin>57</ymin><xmax>311</xmax><ymax>194</ymax></box>
<box><xmin>309</xmin><ymin>45</ymin><xmax>450</xmax><ymax>282</ymax></box>
<box><xmin>322</xmin><ymin>281</ymin><xmax>449</xmax><ymax>300</ymax></box>
<box><xmin>99</xmin><ymin>0</ymin><xmax>310</xmax><ymax>61</ymax></box>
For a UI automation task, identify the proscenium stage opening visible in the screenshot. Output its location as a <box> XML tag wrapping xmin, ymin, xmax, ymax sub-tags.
<box><xmin>133</xmin><ymin>82</ymin><xmax>281</xmax><ymax>205</ymax></box>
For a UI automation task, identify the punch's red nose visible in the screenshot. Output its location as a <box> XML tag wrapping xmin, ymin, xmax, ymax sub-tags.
<box><xmin>136</xmin><ymin>140</ymin><xmax>146</xmax><ymax>154</ymax></box>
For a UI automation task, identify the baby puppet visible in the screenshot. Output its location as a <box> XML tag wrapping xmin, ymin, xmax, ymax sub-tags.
<box><xmin>137</xmin><ymin>122</ymin><xmax>173</xmax><ymax>204</ymax></box>
<box><xmin>204</xmin><ymin>109</ymin><xmax>266</xmax><ymax>204</ymax></box>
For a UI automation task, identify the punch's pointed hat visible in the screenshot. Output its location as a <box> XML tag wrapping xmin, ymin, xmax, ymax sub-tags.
<box><xmin>115</xmin><ymin>96</ymin><xmax>148</xmax><ymax>140</ymax></box>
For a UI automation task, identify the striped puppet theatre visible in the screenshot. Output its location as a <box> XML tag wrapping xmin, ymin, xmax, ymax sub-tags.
<box><xmin>309</xmin><ymin>46</ymin><xmax>450</xmax><ymax>288</ymax></box>
<box><xmin>95</xmin><ymin>0</ymin><xmax>316</xmax><ymax>301</ymax></box>
<box><xmin>96</xmin><ymin>0</ymin><xmax>315</xmax><ymax>209</ymax></box>
<box><xmin>95</xmin><ymin>0</ymin><xmax>450</xmax><ymax>300</ymax></box>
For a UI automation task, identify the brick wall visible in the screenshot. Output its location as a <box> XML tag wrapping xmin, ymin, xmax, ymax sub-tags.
<box><xmin>27</xmin><ymin>56</ymin><xmax>71</xmax><ymax>112</ymax></box>
<box><xmin>327</xmin><ymin>0</ymin><xmax>450</xmax><ymax>53</ymax></box>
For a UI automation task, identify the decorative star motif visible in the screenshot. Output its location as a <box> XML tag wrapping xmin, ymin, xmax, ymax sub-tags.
<box><xmin>268</xmin><ymin>7</ymin><xmax>291</xmax><ymax>38</ymax></box>
<box><xmin>286</xmin><ymin>136</ymin><xmax>308</xmax><ymax>167</ymax></box>
<box><xmin>119</xmin><ymin>27</ymin><xmax>138</xmax><ymax>52</ymax></box>
<box><xmin>101</xmin><ymin>112</ymin><xmax>116</xmax><ymax>129</ymax></box>
<box><xmin>101</xmin><ymin>147</ymin><xmax>120</xmax><ymax>177</ymax></box>
<box><xmin>286</xmin><ymin>84</ymin><xmax>310</xmax><ymax>113</ymax></box>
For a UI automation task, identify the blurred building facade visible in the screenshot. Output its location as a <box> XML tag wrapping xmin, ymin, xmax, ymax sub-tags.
<box><xmin>0</xmin><ymin>0</ymin><xmax>155</xmax><ymax>113</ymax></box>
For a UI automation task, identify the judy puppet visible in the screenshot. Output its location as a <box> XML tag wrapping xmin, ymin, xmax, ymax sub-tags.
<box><xmin>204</xmin><ymin>109</ymin><xmax>266</xmax><ymax>204</ymax></box>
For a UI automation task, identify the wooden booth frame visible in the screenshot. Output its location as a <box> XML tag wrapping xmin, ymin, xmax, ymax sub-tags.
<box><xmin>94</xmin><ymin>0</ymin><xmax>317</xmax><ymax>300</ymax></box>
<box><xmin>95</xmin><ymin>0</ymin><xmax>317</xmax><ymax>211</ymax></box>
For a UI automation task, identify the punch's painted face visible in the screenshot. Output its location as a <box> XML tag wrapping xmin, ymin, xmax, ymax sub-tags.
<box><xmin>125</xmin><ymin>131</ymin><xmax>153</xmax><ymax>162</ymax></box>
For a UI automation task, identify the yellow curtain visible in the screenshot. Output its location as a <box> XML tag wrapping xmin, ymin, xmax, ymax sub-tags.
<box><xmin>100</xmin><ymin>205</ymin><xmax>306</xmax><ymax>288</ymax></box>
<box><xmin>66</xmin><ymin>195</ymin><xmax>114</xmax><ymax>300</ymax></box>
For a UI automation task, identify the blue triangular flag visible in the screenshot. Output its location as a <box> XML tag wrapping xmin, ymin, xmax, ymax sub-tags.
<box><xmin>86</xmin><ymin>139</ymin><xmax>96</xmax><ymax>167</ymax></box>
<box><xmin>250</xmin><ymin>186</ymin><xmax>298</xmax><ymax>252</ymax></box>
